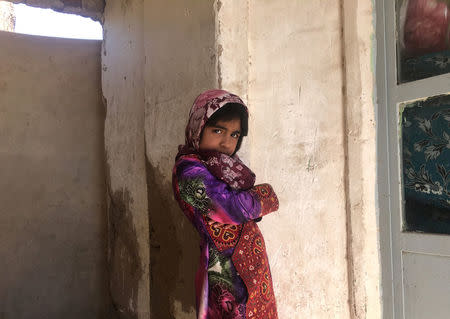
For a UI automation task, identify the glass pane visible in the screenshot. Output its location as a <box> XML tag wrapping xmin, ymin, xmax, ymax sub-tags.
<box><xmin>401</xmin><ymin>94</ymin><xmax>450</xmax><ymax>234</ymax></box>
<box><xmin>397</xmin><ymin>0</ymin><xmax>450</xmax><ymax>83</ymax></box>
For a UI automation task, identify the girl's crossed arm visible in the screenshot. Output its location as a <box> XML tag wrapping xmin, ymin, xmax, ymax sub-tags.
<box><xmin>176</xmin><ymin>157</ymin><xmax>279</xmax><ymax>225</ymax></box>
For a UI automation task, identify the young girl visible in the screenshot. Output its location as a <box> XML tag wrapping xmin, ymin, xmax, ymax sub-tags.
<box><xmin>172</xmin><ymin>89</ymin><xmax>279</xmax><ymax>318</ymax></box>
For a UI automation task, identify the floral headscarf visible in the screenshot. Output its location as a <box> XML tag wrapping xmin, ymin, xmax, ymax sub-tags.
<box><xmin>184</xmin><ymin>89</ymin><xmax>248</xmax><ymax>151</ymax></box>
<box><xmin>176</xmin><ymin>89</ymin><xmax>255</xmax><ymax>190</ymax></box>
<box><xmin>176</xmin><ymin>89</ymin><xmax>248</xmax><ymax>158</ymax></box>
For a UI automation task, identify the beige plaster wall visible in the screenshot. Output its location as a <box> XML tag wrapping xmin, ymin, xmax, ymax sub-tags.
<box><xmin>0</xmin><ymin>31</ymin><xmax>106</xmax><ymax>319</ymax></box>
<box><xmin>144</xmin><ymin>1</ymin><xmax>217</xmax><ymax>318</ymax></box>
<box><xmin>342</xmin><ymin>0</ymin><xmax>381</xmax><ymax>318</ymax></box>
<box><xmin>215</xmin><ymin>0</ymin><xmax>248</xmax><ymax>99</ymax></box>
<box><xmin>102</xmin><ymin>0</ymin><xmax>150</xmax><ymax>318</ymax></box>
<box><xmin>247</xmin><ymin>1</ymin><xmax>349</xmax><ymax>317</ymax></box>
<box><xmin>102</xmin><ymin>1</ymin><xmax>217</xmax><ymax>318</ymax></box>
<box><xmin>218</xmin><ymin>0</ymin><xmax>381</xmax><ymax>318</ymax></box>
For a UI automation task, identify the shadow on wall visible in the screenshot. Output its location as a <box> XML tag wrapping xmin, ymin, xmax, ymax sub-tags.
<box><xmin>106</xmin><ymin>186</ymin><xmax>143</xmax><ymax>319</ymax></box>
<box><xmin>146</xmin><ymin>158</ymin><xmax>198</xmax><ymax>318</ymax></box>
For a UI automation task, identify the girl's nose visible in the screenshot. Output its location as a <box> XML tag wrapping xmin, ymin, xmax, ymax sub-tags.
<box><xmin>220</xmin><ymin>136</ymin><xmax>233</xmax><ymax>151</ymax></box>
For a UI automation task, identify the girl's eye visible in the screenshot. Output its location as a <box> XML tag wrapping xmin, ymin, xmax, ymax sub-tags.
<box><xmin>231</xmin><ymin>132</ymin><xmax>240</xmax><ymax>139</ymax></box>
<box><xmin>213</xmin><ymin>129</ymin><xmax>222</xmax><ymax>134</ymax></box>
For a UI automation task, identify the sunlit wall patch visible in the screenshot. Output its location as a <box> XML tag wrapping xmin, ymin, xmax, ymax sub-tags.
<box><xmin>400</xmin><ymin>94</ymin><xmax>450</xmax><ymax>234</ymax></box>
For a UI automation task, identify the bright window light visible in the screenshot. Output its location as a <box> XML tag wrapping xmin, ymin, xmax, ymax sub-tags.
<box><xmin>14</xmin><ymin>3</ymin><xmax>102</xmax><ymax>40</ymax></box>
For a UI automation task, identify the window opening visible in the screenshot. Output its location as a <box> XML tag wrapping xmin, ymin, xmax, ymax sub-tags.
<box><xmin>0</xmin><ymin>2</ymin><xmax>102</xmax><ymax>40</ymax></box>
<box><xmin>397</xmin><ymin>0</ymin><xmax>450</xmax><ymax>83</ymax></box>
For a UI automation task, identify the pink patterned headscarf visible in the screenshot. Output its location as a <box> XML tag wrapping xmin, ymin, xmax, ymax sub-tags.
<box><xmin>176</xmin><ymin>89</ymin><xmax>255</xmax><ymax>190</ymax></box>
<box><xmin>184</xmin><ymin>89</ymin><xmax>248</xmax><ymax>151</ymax></box>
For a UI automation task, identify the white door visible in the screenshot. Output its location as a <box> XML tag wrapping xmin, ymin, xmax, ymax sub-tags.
<box><xmin>377</xmin><ymin>0</ymin><xmax>450</xmax><ymax>318</ymax></box>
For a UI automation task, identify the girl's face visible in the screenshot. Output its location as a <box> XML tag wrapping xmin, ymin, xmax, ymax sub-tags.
<box><xmin>199</xmin><ymin>118</ymin><xmax>241</xmax><ymax>156</ymax></box>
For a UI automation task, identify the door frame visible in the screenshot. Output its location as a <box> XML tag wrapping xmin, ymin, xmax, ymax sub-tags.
<box><xmin>376</xmin><ymin>0</ymin><xmax>450</xmax><ymax>318</ymax></box>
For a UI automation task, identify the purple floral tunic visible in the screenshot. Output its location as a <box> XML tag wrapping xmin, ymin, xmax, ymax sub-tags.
<box><xmin>173</xmin><ymin>90</ymin><xmax>279</xmax><ymax>319</ymax></box>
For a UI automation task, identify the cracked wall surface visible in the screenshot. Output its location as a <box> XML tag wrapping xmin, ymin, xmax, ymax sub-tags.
<box><xmin>102</xmin><ymin>0</ymin><xmax>150</xmax><ymax>318</ymax></box>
